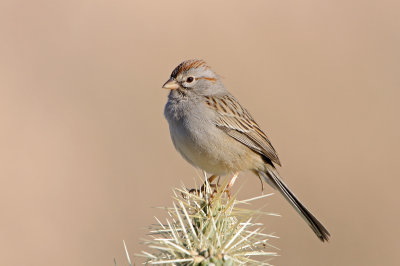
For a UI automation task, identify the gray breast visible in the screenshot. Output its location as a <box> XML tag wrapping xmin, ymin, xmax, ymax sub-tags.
<box><xmin>164</xmin><ymin>93</ymin><xmax>258</xmax><ymax>175</ymax></box>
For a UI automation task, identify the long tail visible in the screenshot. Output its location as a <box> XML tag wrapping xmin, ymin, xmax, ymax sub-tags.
<box><xmin>258</xmin><ymin>164</ymin><xmax>330</xmax><ymax>242</ymax></box>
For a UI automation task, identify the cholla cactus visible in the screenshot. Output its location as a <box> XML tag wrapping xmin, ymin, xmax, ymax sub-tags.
<box><xmin>139</xmin><ymin>177</ymin><xmax>279</xmax><ymax>265</ymax></box>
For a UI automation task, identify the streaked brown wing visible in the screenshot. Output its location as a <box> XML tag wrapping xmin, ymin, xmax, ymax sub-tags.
<box><xmin>204</xmin><ymin>94</ymin><xmax>281</xmax><ymax>166</ymax></box>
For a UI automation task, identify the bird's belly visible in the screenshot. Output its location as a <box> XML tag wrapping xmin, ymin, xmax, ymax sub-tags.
<box><xmin>169</xmin><ymin>121</ymin><xmax>257</xmax><ymax>175</ymax></box>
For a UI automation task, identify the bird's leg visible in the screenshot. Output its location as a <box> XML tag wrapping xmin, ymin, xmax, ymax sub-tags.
<box><xmin>227</xmin><ymin>172</ymin><xmax>239</xmax><ymax>188</ymax></box>
<box><xmin>207</xmin><ymin>174</ymin><xmax>218</xmax><ymax>184</ymax></box>
<box><xmin>225</xmin><ymin>172</ymin><xmax>239</xmax><ymax>198</ymax></box>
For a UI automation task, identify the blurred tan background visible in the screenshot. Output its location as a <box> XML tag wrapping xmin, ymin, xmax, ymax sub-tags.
<box><xmin>1</xmin><ymin>0</ymin><xmax>399</xmax><ymax>265</ymax></box>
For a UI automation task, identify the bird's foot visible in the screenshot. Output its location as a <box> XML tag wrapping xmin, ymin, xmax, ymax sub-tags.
<box><xmin>186</xmin><ymin>173</ymin><xmax>239</xmax><ymax>199</ymax></box>
<box><xmin>187</xmin><ymin>175</ymin><xmax>218</xmax><ymax>196</ymax></box>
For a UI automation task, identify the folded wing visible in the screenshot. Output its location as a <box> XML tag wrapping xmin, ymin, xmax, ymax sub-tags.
<box><xmin>204</xmin><ymin>94</ymin><xmax>281</xmax><ymax>166</ymax></box>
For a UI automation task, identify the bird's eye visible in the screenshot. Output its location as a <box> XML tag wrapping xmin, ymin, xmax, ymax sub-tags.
<box><xmin>186</xmin><ymin>77</ymin><xmax>194</xmax><ymax>83</ymax></box>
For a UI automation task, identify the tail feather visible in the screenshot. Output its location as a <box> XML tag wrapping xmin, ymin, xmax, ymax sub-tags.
<box><xmin>259</xmin><ymin>166</ymin><xmax>330</xmax><ymax>242</ymax></box>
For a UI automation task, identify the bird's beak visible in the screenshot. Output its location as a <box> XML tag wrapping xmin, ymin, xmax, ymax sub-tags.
<box><xmin>162</xmin><ymin>78</ymin><xmax>180</xmax><ymax>90</ymax></box>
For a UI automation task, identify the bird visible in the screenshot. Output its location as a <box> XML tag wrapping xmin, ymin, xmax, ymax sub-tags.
<box><xmin>162</xmin><ymin>59</ymin><xmax>330</xmax><ymax>242</ymax></box>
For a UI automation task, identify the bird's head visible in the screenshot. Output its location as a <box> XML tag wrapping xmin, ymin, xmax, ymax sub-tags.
<box><xmin>162</xmin><ymin>59</ymin><xmax>225</xmax><ymax>96</ymax></box>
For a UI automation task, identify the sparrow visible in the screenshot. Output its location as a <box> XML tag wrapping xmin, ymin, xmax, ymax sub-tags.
<box><xmin>163</xmin><ymin>59</ymin><xmax>330</xmax><ymax>242</ymax></box>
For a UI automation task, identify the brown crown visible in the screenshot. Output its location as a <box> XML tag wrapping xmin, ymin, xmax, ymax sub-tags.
<box><xmin>171</xmin><ymin>59</ymin><xmax>209</xmax><ymax>78</ymax></box>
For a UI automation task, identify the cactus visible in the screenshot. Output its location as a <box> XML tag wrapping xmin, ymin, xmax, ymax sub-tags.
<box><xmin>139</xmin><ymin>177</ymin><xmax>279</xmax><ymax>265</ymax></box>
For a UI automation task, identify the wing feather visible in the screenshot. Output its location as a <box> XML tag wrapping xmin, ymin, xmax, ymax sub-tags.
<box><xmin>204</xmin><ymin>94</ymin><xmax>281</xmax><ymax>166</ymax></box>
